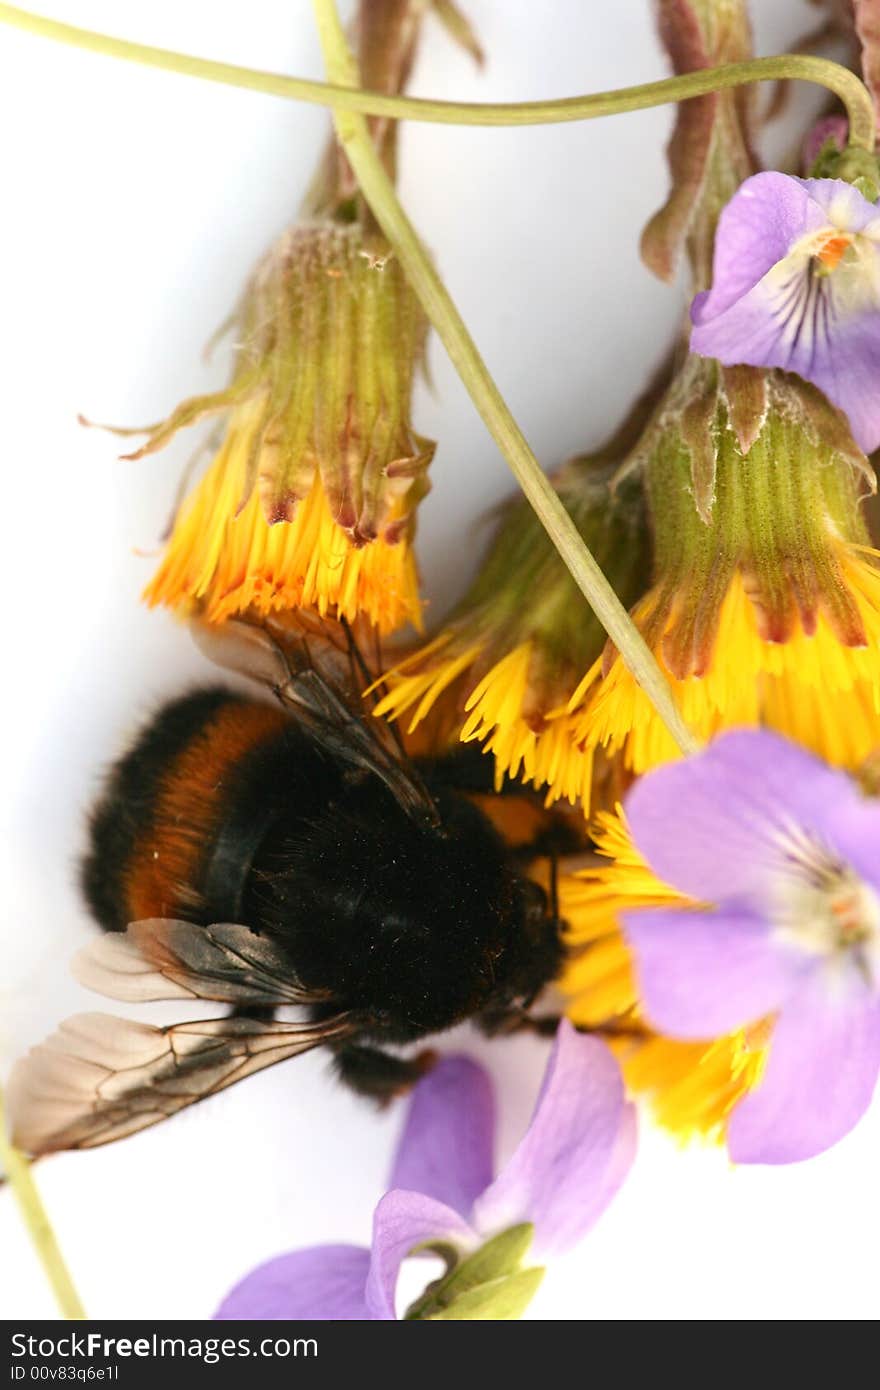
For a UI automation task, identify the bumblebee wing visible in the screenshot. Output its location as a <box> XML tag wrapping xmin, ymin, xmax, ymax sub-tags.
<box><xmin>191</xmin><ymin>610</ymin><xmax>369</xmax><ymax>710</ymax></box>
<box><xmin>191</xmin><ymin>612</ymin><xmax>316</xmax><ymax>692</ymax></box>
<box><xmin>73</xmin><ymin>919</ymin><xmax>331</xmax><ymax>1007</ymax></box>
<box><xmin>192</xmin><ymin>614</ymin><xmax>439</xmax><ymax>825</ymax></box>
<box><xmin>8</xmin><ymin>1010</ymin><xmax>353</xmax><ymax>1153</ymax></box>
<box><xmin>282</xmin><ymin>662</ymin><xmax>434</xmax><ymax>799</ymax></box>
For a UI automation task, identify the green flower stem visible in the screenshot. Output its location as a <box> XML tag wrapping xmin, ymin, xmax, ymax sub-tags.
<box><xmin>312</xmin><ymin>0</ymin><xmax>699</xmax><ymax>756</ymax></box>
<box><xmin>0</xmin><ymin>4</ymin><xmax>874</xmax><ymax>150</ymax></box>
<box><xmin>0</xmin><ymin>1090</ymin><xmax>86</xmax><ymax>1319</ymax></box>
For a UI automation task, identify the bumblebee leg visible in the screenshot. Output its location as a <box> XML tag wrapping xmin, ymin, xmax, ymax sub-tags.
<box><xmin>522</xmin><ymin>1015</ymin><xmax>564</xmax><ymax>1037</ymax></box>
<box><xmin>477</xmin><ymin>1007</ymin><xmax>562</xmax><ymax>1038</ymax></box>
<box><xmin>333</xmin><ymin>1044</ymin><xmax>436</xmax><ymax>1103</ymax></box>
<box><xmin>480</xmin><ymin>1010</ymin><xmax>645</xmax><ymax>1041</ymax></box>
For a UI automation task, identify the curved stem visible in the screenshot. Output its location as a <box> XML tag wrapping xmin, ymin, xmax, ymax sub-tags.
<box><xmin>0</xmin><ymin>4</ymin><xmax>874</xmax><ymax>150</ymax></box>
<box><xmin>312</xmin><ymin>0</ymin><xmax>699</xmax><ymax>757</ymax></box>
<box><xmin>0</xmin><ymin>1091</ymin><xmax>86</xmax><ymax>1319</ymax></box>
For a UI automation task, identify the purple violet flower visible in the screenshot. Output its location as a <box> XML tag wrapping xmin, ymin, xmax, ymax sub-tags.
<box><xmin>690</xmin><ymin>172</ymin><xmax>880</xmax><ymax>452</ymax></box>
<box><xmin>215</xmin><ymin>1022</ymin><xmax>635</xmax><ymax>1320</ymax></box>
<box><xmin>621</xmin><ymin>730</ymin><xmax>880</xmax><ymax>1164</ymax></box>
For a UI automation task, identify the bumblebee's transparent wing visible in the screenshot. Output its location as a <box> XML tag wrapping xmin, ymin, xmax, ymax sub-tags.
<box><xmin>192</xmin><ymin>613</ymin><xmax>439</xmax><ymax>826</ymax></box>
<box><xmin>8</xmin><ymin>1010</ymin><xmax>353</xmax><ymax>1153</ymax></box>
<box><xmin>73</xmin><ymin>919</ymin><xmax>332</xmax><ymax>1006</ymax></box>
<box><xmin>11</xmin><ymin>922</ymin><xmax>351</xmax><ymax>1153</ymax></box>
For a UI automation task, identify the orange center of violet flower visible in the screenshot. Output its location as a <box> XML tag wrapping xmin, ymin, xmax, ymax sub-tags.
<box><xmin>815</xmin><ymin>231</ymin><xmax>854</xmax><ymax>273</ymax></box>
<box><xmin>829</xmin><ymin>886</ymin><xmax>872</xmax><ymax>943</ymax></box>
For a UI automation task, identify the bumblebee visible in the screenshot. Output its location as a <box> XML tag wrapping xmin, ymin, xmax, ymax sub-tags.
<box><xmin>10</xmin><ymin>615</ymin><xmax>567</xmax><ymax>1154</ymax></box>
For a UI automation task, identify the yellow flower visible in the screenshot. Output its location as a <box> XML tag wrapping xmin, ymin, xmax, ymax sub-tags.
<box><xmin>373</xmin><ymin>455</ymin><xmax>651</xmax><ymax>787</ymax></box>
<box><xmin>130</xmin><ymin>223</ymin><xmax>432</xmax><ymax>635</ymax></box>
<box><xmin>144</xmin><ymin>432</ymin><xmax>422</xmax><ymax>634</ymax></box>
<box><xmin>529</xmin><ymin>364</ymin><xmax>880</xmax><ymax>809</ymax></box>
<box><xmin>559</xmin><ymin>808</ymin><xmax>767</xmax><ymax>1142</ymax></box>
<box><xmin>567</xmin><ymin>552</ymin><xmax>880</xmax><ymax>778</ymax></box>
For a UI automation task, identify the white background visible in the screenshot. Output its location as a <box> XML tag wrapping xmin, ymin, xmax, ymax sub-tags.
<box><xmin>1</xmin><ymin>0</ymin><xmax>877</xmax><ymax>1322</ymax></box>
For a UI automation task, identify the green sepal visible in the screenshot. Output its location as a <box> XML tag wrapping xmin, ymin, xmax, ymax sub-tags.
<box><xmin>645</xmin><ymin>362</ymin><xmax>874</xmax><ymax>673</ymax></box>
<box><xmin>404</xmin><ymin>1223</ymin><xmax>536</xmax><ymax>1321</ymax></box>
<box><xmin>441</xmin><ymin>454</ymin><xmax>650</xmax><ymax>711</ymax></box>
<box><xmin>444</xmin><ymin>1223</ymin><xmax>534</xmax><ymax>1287</ymax></box>
<box><xmin>120</xmin><ymin>221</ymin><xmax>433</xmax><ymax>544</ymax></box>
<box><xmin>427</xmin><ymin>1267</ymin><xmax>546</xmax><ymax>1321</ymax></box>
<box><xmin>808</xmin><ymin>140</ymin><xmax>880</xmax><ymax>203</ymax></box>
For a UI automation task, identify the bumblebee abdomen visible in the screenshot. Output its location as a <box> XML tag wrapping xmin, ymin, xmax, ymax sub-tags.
<box><xmin>81</xmin><ymin>689</ymin><xmax>289</xmax><ymax>931</ymax></box>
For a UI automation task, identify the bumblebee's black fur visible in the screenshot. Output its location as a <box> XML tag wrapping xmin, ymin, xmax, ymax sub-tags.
<box><xmin>82</xmin><ymin>688</ymin><xmax>564</xmax><ymax>1099</ymax></box>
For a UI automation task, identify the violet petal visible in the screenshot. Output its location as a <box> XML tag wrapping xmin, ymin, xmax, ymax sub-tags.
<box><xmin>214</xmin><ymin>1245</ymin><xmax>372</xmax><ymax>1321</ymax></box>
<box><xmin>365</xmin><ymin>1190</ymin><xmax>475</xmax><ymax>1320</ymax></box>
<box><xmin>388</xmin><ymin>1055</ymin><xmax>495</xmax><ymax>1220</ymax></box>
<box><xmin>472</xmin><ymin>1022</ymin><xmax>634</xmax><ymax>1258</ymax></box>
<box><xmin>624</xmin><ymin>730</ymin><xmax>859</xmax><ymax>904</ymax></box>
<box><xmin>694</xmin><ymin>240</ymin><xmax>880</xmax><ymax>452</ymax></box>
<box><xmin>691</xmin><ymin>175</ymin><xmax>880</xmax><ymax>451</ymax></box>
<box><xmin>808</xmin><ymin>787</ymin><xmax>880</xmax><ymax>898</ymax></box>
<box><xmin>801</xmin><ymin>177</ymin><xmax>880</xmax><ymax>236</ymax></box>
<box><xmin>691</xmin><ymin>172</ymin><xmax>828</xmax><ymax>320</ymax></box>
<box><xmin>797</xmin><ymin>283</ymin><xmax>880</xmax><ymax>454</ymax></box>
<box><xmin>728</xmin><ymin>970</ymin><xmax>880</xmax><ymax>1163</ymax></box>
<box><xmin>622</xmin><ymin>906</ymin><xmax>801</xmax><ymax>1038</ymax></box>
